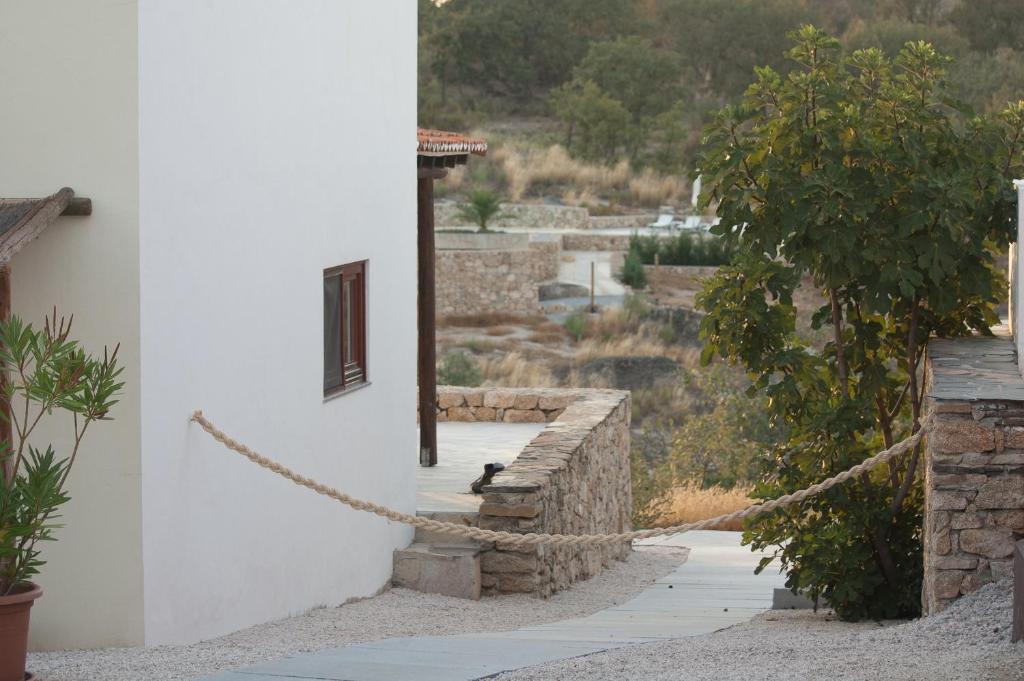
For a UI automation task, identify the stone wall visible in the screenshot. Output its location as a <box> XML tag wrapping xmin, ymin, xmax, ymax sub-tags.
<box><xmin>435</xmin><ymin>201</ymin><xmax>590</xmax><ymax>230</ymax></box>
<box><xmin>588</xmin><ymin>214</ymin><xmax>657</xmax><ymax>229</ymax></box>
<box><xmin>436</xmin><ymin>386</ymin><xmax>632</xmax><ymax>597</ymax></box>
<box><xmin>923</xmin><ymin>336</ymin><xmax>1024</xmax><ymax>614</ymax></box>
<box><xmin>561</xmin><ymin>233</ymin><xmax>633</xmax><ymax>252</ymax></box>
<box><xmin>435</xmin><ymin>238</ymin><xmax>561</xmax><ymax>317</ymax></box>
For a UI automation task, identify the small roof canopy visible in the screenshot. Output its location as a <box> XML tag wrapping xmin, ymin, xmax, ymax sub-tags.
<box><xmin>416</xmin><ymin>128</ymin><xmax>487</xmax><ymax>170</ymax></box>
<box><xmin>0</xmin><ymin>188</ymin><xmax>91</xmax><ymax>263</ymax></box>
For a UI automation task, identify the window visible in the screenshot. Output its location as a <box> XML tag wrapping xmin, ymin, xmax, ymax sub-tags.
<box><xmin>324</xmin><ymin>261</ymin><xmax>367</xmax><ymax>395</ymax></box>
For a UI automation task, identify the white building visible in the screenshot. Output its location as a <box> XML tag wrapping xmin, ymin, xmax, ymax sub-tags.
<box><xmin>0</xmin><ymin>0</ymin><xmax>419</xmax><ymax>649</ymax></box>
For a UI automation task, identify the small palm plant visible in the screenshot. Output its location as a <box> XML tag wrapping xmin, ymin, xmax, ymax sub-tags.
<box><xmin>0</xmin><ymin>312</ymin><xmax>122</xmax><ymax>595</ymax></box>
<box><xmin>456</xmin><ymin>190</ymin><xmax>507</xmax><ymax>232</ymax></box>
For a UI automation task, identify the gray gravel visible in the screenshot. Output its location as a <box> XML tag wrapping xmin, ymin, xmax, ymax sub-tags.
<box><xmin>29</xmin><ymin>545</ymin><xmax>688</xmax><ymax>681</ymax></box>
<box><xmin>495</xmin><ymin>579</ymin><xmax>1024</xmax><ymax>681</ymax></box>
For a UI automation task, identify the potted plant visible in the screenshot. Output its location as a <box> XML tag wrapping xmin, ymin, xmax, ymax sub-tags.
<box><xmin>0</xmin><ymin>312</ymin><xmax>122</xmax><ymax>681</ymax></box>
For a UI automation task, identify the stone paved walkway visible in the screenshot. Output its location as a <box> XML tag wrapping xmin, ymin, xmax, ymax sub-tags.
<box><xmin>197</xmin><ymin>531</ymin><xmax>786</xmax><ymax>681</ymax></box>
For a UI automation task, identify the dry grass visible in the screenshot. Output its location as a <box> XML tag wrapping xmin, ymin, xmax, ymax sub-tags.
<box><xmin>647</xmin><ymin>480</ymin><xmax>753</xmax><ymax>531</ymax></box>
<box><xmin>440</xmin><ymin>312</ymin><xmax>545</xmax><ymax>328</ymax></box>
<box><xmin>529</xmin><ymin>330</ymin><xmax>569</xmax><ymax>344</ymax></box>
<box><xmin>478</xmin><ymin>352</ymin><xmax>558</xmax><ymax>387</ymax></box>
<box><xmin>485</xmin><ymin>325</ymin><xmax>517</xmax><ymax>337</ymax></box>
<box><xmin>628</xmin><ymin>170</ymin><xmax>688</xmax><ymax>207</ymax></box>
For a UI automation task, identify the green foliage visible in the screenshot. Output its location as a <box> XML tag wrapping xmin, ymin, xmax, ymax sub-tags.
<box><xmin>662</xmin><ymin>365</ymin><xmax>779</xmax><ymax>489</ymax></box>
<box><xmin>456</xmin><ymin>190</ymin><xmax>507</xmax><ymax>231</ymax></box>
<box><xmin>563</xmin><ymin>311</ymin><xmax>587</xmax><ymax>341</ymax></box>
<box><xmin>437</xmin><ymin>351</ymin><xmax>483</xmax><ymax>387</ymax></box>
<box><xmin>619</xmin><ymin>251</ymin><xmax>648</xmax><ymax>289</ymax></box>
<box><xmin>0</xmin><ymin>313</ymin><xmax>123</xmax><ymax>594</ymax></box>
<box><xmin>696</xmin><ymin>26</ymin><xmax>1024</xmax><ymax>620</ymax></box>
<box><xmin>842</xmin><ymin>18</ymin><xmax>969</xmax><ymax>58</ymax></box>
<box><xmin>948</xmin><ymin>0</ymin><xmax>1024</xmax><ymax>53</ymax></box>
<box><xmin>628</xmin><ymin>232</ymin><xmax>733</xmax><ymax>267</ymax></box>
<box><xmin>550</xmin><ymin>81</ymin><xmax>632</xmax><ymax>162</ymax></box>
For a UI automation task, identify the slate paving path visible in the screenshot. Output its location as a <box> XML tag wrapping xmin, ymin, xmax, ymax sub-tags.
<box><xmin>197</xmin><ymin>531</ymin><xmax>786</xmax><ymax>681</ymax></box>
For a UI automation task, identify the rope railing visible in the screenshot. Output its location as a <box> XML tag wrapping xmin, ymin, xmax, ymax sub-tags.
<box><xmin>189</xmin><ymin>410</ymin><xmax>932</xmax><ymax>548</ymax></box>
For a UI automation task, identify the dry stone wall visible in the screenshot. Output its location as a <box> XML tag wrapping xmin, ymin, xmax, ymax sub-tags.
<box><xmin>923</xmin><ymin>336</ymin><xmax>1024</xmax><ymax>614</ymax></box>
<box><xmin>435</xmin><ymin>238</ymin><xmax>560</xmax><ymax>317</ymax></box>
<box><xmin>436</xmin><ymin>386</ymin><xmax>632</xmax><ymax>597</ymax></box>
<box><xmin>434</xmin><ymin>201</ymin><xmax>590</xmax><ymax>230</ymax></box>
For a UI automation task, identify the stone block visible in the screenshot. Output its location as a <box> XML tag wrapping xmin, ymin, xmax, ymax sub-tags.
<box><xmin>538</xmin><ymin>394</ymin><xmax>572</xmax><ymax>410</ymax></box>
<box><xmin>975</xmin><ymin>477</ymin><xmax>1024</xmax><ymax>510</ymax></box>
<box><xmin>990</xmin><ymin>452</ymin><xmax>1024</xmax><ymax>465</ymax></box>
<box><xmin>991</xmin><ymin>560</ymin><xmax>1014</xmax><ymax>581</ymax></box>
<box><xmin>1004</xmin><ymin>427</ymin><xmax>1024</xmax><ymax>449</ymax></box>
<box><xmin>472</xmin><ymin>406</ymin><xmax>498</xmax><ymax>421</ymax></box>
<box><xmin>437</xmin><ymin>392</ymin><xmax>465</xmax><ymax>409</ymax></box>
<box><xmin>991</xmin><ymin>510</ymin><xmax>1024</xmax><ymax>529</ymax></box>
<box><xmin>498</xmin><ymin>574</ymin><xmax>538</xmax><ymax>593</ymax></box>
<box><xmin>392</xmin><ymin>546</ymin><xmax>481</xmax><ymax>600</ymax></box>
<box><xmin>447</xmin><ymin>406</ymin><xmax>476</xmax><ymax>422</ymax></box>
<box><xmin>930</xmin><ymin>491</ymin><xmax>970</xmax><ymax>511</ymax></box>
<box><xmin>932</xmin><ymin>556</ymin><xmax>978</xmax><ymax>570</ymax></box>
<box><xmin>504</xmin><ymin>409</ymin><xmax>547</xmax><ymax>423</ymax></box>
<box><xmin>959</xmin><ymin>528</ymin><xmax>1016</xmax><ymax>558</ymax></box>
<box><xmin>951</xmin><ymin>512</ymin><xmax>985</xmax><ymax>530</ymax></box>
<box><xmin>932</xmin><ymin>570</ymin><xmax>965</xmax><ymax>599</ymax></box>
<box><xmin>960</xmin><ymin>572</ymin><xmax>990</xmax><ymax>594</ymax></box>
<box><xmin>484</xmin><ymin>391</ymin><xmax>516</xmax><ymax>409</ymax></box>
<box><xmin>933</xmin><ymin>400</ymin><xmax>972</xmax><ymax>414</ymax></box>
<box><xmin>481</xmin><ymin>550</ymin><xmax>539</xmax><ymax>574</ymax></box>
<box><xmin>930</xmin><ymin>419</ymin><xmax>995</xmax><ymax>454</ymax></box>
<box><xmin>464</xmin><ymin>390</ymin><xmax>485</xmax><ymax>407</ymax></box>
<box><xmin>513</xmin><ymin>394</ymin><xmax>540</xmax><ymax>410</ymax></box>
<box><xmin>479</xmin><ymin>502</ymin><xmax>540</xmax><ymax>518</ymax></box>
<box><xmin>932</xmin><ymin>473</ymin><xmax>988</xmax><ymax>491</ymax></box>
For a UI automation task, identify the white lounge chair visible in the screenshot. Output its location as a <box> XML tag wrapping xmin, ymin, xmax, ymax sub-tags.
<box><xmin>647</xmin><ymin>213</ymin><xmax>675</xmax><ymax>229</ymax></box>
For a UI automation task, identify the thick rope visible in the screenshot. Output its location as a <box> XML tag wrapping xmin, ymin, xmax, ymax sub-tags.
<box><xmin>190</xmin><ymin>410</ymin><xmax>932</xmax><ymax>548</ymax></box>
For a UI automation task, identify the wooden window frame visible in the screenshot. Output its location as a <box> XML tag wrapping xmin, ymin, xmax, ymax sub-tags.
<box><xmin>324</xmin><ymin>260</ymin><xmax>368</xmax><ymax>397</ymax></box>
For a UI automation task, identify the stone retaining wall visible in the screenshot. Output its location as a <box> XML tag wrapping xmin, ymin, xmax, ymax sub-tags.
<box><xmin>588</xmin><ymin>214</ymin><xmax>657</xmax><ymax>229</ymax></box>
<box><xmin>435</xmin><ymin>201</ymin><xmax>590</xmax><ymax>230</ymax></box>
<box><xmin>561</xmin><ymin>233</ymin><xmax>633</xmax><ymax>251</ymax></box>
<box><xmin>436</xmin><ymin>386</ymin><xmax>632</xmax><ymax>597</ymax></box>
<box><xmin>435</xmin><ymin>236</ymin><xmax>561</xmax><ymax>317</ymax></box>
<box><xmin>923</xmin><ymin>336</ymin><xmax>1024</xmax><ymax>614</ymax></box>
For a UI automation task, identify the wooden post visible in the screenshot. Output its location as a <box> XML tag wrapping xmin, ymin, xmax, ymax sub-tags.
<box><xmin>0</xmin><ymin>264</ymin><xmax>11</xmax><ymax>484</ymax></box>
<box><xmin>589</xmin><ymin>261</ymin><xmax>596</xmax><ymax>313</ymax></box>
<box><xmin>1014</xmin><ymin>539</ymin><xmax>1024</xmax><ymax>642</ymax></box>
<box><xmin>417</xmin><ymin>174</ymin><xmax>438</xmax><ymax>467</ymax></box>
<box><xmin>654</xmin><ymin>252</ymin><xmax>660</xmax><ymax>295</ymax></box>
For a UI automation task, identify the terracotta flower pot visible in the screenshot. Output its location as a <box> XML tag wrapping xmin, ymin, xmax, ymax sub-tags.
<box><xmin>0</xmin><ymin>583</ymin><xmax>42</xmax><ymax>681</ymax></box>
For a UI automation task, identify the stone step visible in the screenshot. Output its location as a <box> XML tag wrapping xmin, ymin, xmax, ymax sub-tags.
<box><xmin>393</xmin><ymin>543</ymin><xmax>482</xmax><ymax>600</ymax></box>
<box><xmin>413</xmin><ymin>511</ymin><xmax>488</xmax><ymax>547</ymax></box>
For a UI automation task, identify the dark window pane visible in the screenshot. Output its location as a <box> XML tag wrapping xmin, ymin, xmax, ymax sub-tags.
<box><xmin>343</xmin><ymin>279</ymin><xmax>353</xmax><ymax>365</ymax></box>
<box><xmin>324</xmin><ymin>275</ymin><xmax>342</xmax><ymax>390</ymax></box>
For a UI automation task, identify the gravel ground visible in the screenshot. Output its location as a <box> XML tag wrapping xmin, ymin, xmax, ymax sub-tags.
<box><xmin>29</xmin><ymin>545</ymin><xmax>687</xmax><ymax>681</ymax></box>
<box><xmin>495</xmin><ymin>580</ymin><xmax>1024</xmax><ymax>681</ymax></box>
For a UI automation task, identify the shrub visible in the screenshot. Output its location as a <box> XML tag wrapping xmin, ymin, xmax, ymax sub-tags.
<box><xmin>697</xmin><ymin>27</ymin><xmax>1024</xmax><ymax>620</ymax></box>
<box><xmin>456</xmin><ymin>190</ymin><xmax>507</xmax><ymax>231</ymax></box>
<box><xmin>619</xmin><ymin>250</ymin><xmax>648</xmax><ymax>289</ymax></box>
<box><xmin>437</xmin><ymin>351</ymin><xmax>482</xmax><ymax>387</ymax></box>
<box><xmin>563</xmin><ymin>311</ymin><xmax>587</xmax><ymax>341</ymax></box>
<box><xmin>0</xmin><ymin>313</ymin><xmax>123</xmax><ymax>594</ymax></box>
<box><xmin>628</xmin><ymin>232</ymin><xmax>733</xmax><ymax>267</ymax></box>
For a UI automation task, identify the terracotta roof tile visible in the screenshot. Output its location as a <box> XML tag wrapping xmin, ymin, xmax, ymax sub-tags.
<box><xmin>417</xmin><ymin>128</ymin><xmax>487</xmax><ymax>157</ymax></box>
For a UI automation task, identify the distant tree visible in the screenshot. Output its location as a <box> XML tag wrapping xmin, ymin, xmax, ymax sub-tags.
<box><xmin>657</xmin><ymin>0</ymin><xmax>808</xmax><ymax>101</ymax></box>
<box><xmin>647</xmin><ymin>102</ymin><xmax>690</xmax><ymax>174</ymax></box>
<box><xmin>842</xmin><ymin>18</ymin><xmax>969</xmax><ymax>58</ymax></box>
<box><xmin>550</xmin><ymin>80</ymin><xmax>632</xmax><ymax>162</ymax></box>
<box><xmin>949</xmin><ymin>48</ymin><xmax>1024</xmax><ymax>113</ymax></box>
<box><xmin>697</xmin><ymin>26</ymin><xmax>1024</xmax><ymax>620</ymax></box>
<box><xmin>878</xmin><ymin>0</ymin><xmax>945</xmax><ymax>24</ymax></box>
<box><xmin>948</xmin><ymin>0</ymin><xmax>1024</xmax><ymax>53</ymax></box>
<box><xmin>456</xmin><ymin>190</ymin><xmax>507</xmax><ymax>232</ymax></box>
<box><xmin>572</xmin><ymin>37</ymin><xmax>683</xmax><ymax>125</ymax></box>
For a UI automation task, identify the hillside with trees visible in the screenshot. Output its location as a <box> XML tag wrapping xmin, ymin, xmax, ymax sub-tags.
<box><xmin>419</xmin><ymin>0</ymin><xmax>1024</xmax><ymax>209</ymax></box>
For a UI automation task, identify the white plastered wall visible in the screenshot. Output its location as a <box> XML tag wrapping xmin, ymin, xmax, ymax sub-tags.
<box><xmin>137</xmin><ymin>0</ymin><xmax>417</xmax><ymax>645</ymax></box>
<box><xmin>0</xmin><ymin>1</ymin><xmax>145</xmax><ymax>650</ymax></box>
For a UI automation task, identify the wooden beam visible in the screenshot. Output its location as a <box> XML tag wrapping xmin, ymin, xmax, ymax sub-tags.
<box><xmin>417</xmin><ymin>175</ymin><xmax>438</xmax><ymax>467</ymax></box>
<box><xmin>0</xmin><ymin>265</ymin><xmax>11</xmax><ymax>485</ymax></box>
<box><xmin>63</xmin><ymin>197</ymin><xmax>92</xmax><ymax>216</ymax></box>
<box><xmin>0</xmin><ymin>187</ymin><xmax>74</xmax><ymax>262</ymax></box>
<box><xmin>417</xmin><ymin>167</ymin><xmax>448</xmax><ymax>180</ymax></box>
